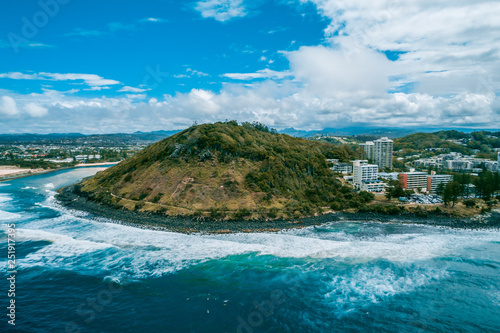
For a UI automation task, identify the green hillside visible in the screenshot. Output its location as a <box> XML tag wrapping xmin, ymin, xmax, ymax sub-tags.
<box><xmin>394</xmin><ymin>132</ymin><xmax>472</xmax><ymax>154</ymax></box>
<box><xmin>77</xmin><ymin>121</ymin><xmax>366</xmax><ymax>219</ymax></box>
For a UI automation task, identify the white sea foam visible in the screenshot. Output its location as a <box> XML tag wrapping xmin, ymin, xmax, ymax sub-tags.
<box><xmin>18</xmin><ymin>216</ymin><xmax>500</xmax><ymax>281</ymax></box>
<box><xmin>0</xmin><ymin>194</ymin><xmax>12</xmax><ymax>203</ymax></box>
<box><xmin>17</xmin><ymin>228</ymin><xmax>115</xmax><ymax>271</ymax></box>
<box><xmin>0</xmin><ymin>210</ymin><xmax>21</xmax><ymax>221</ymax></box>
<box><xmin>324</xmin><ymin>265</ymin><xmax>448</xmax><ymax>315</ymax></box>
<box><xmin>209</xmin><ymin>230</ymin><xmax>460</xmax><ymax>262</ymax></box>
<box><xmin>22</xmin><ymin>186</ymin><xmax>37</xmax><ymax>190</ymax></box>
<box><xmin>21</xmin><ymin>197</ymin><xmax>500</xmax><ymax>279</ymax></box>
<box><xmin>21</xmin><ymin>188</ymin><xmax>500</xmax><ymax>280</ymax></box>
<box><xmin>44</xmin><ymin>183</ymin><xmax>55</xmax><ymax>189</ymax></box>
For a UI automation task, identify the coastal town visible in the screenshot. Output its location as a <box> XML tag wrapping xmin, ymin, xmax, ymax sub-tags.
<box><xmin>0</xmin><ymin>136</ymin><xmax>149</xmax><ymax>181</ymax></box>
<box><xmin>328</xmin><ymin>134</ymin><xmax>500</xmax><ymax>206</ymax></box>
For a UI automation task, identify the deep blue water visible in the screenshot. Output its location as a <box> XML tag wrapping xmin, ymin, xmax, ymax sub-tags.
<box><xmin>1</xmin><ymin>167</ymin><xmax>500</xmax><ymax>332</ymax></box>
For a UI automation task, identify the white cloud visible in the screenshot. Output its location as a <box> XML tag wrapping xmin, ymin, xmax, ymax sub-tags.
<box><xmin>302</xmin><ymin>0</ymin><xmax>500</xmax><ymax>96</ymax></box>
<box><xmin>187</xmin><ymin>68</ymin><xmax>209</xmax><ymax>77</ymax></box>
<box><xmin>287</xmin><ymin>45</ymin><xmax>393</xmax><ymax>95</ymax></box>
<box><xmin>40</xmin><ymin>73</ymin><xmax>121</xmax><ymax>87</ymax></box>
<box><xmin>223</xmin><ymin>69</ymin><xmax>292</xmax><ymax>80</ymax></box>
<box><xmin>84</xmin><ymin>86</ymin><xmax>111</xmax><ymax>91</ymax></box>
<box><xmin>142</xmin><ymin>17</ymin><xmax>167</xmax><ymax>23</ymax></box>
<box><xmin>0</xmin><ymin>72</ymin><xmax>121</xmax><ymax>87</ymax></box>
<box><xmin>24</xmin><ymin>103</ymin><xmax>48</xmax><ymax>117</ymax></box>
<box><xmin>0</xmin><ymin>72</ymin><xmax>38</xmax><ymax>80</ymax></box>
<box><xmin>174</xmin><ymin>68</ymin><xmax>210</xmax><ymax>79</ymax></box>
<box><xmin>2</xmin><ymin>74</ymin><xmax>498</xmax><ymax>134</ymax></box>
<box><xmin>0</xmin><ymin>40</ymin><xmax>53</xmax><ymax>49</ymax></box>
<box><xmin>118</xmin><ymin>86</ymin><xmax>150</xmax><ymax>93</ymax></box>
<box><xmin>0</xmin><ymin>96</ymin><xmax>19</xmax><ymax>116</ymax></box>
<box><xmin>126</xmin><ymin>94</ymin><xmax>147</xmax><ymax>100</ymax></box>
<box><xmin>195</xmin><ymin>0</ymin><xmax>247</xmax><ymax>22</ymax></box>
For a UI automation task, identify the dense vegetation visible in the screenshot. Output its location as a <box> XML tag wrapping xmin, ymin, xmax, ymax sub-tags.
<box><xmin>394</xmin><ymin>130</ymin><xmax>500</xmax><ymax>156</ymax></box>
<box><xmin>78</xmin><ymin>121</ymin><xmax>365</xmax><ymax>219</ymax></box>
<box><xmin>0</xmin><ymin>159</ymin><xmax>66</xmax><ymax>169</ymax></box>
<box><xmin>394</xmin><ymin>132</ymin><xmax>472</xmax><ymax>155</ymax></box>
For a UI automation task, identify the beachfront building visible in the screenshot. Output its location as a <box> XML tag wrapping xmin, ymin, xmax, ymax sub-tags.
<box><xmin>427</xmin><ymin>174</ymin><xmax>453</xmax><ymax>194</ymax></box>
<box><xmin>399</xmin><ymin>172</ymin><xmax>428</xmax><ymax>191</ymax></box>
<box><xmin>373</xmin><ymin>137</ymin><xmax>393</xmax><ymax>170</ymax></box>
<box><xmin>353</xmin><ymin>160</ymin><xmax>384</xmax><ymax>192</ymax></box>
<box><xmin>360</xmin><ymin>180</ymin><xmax>386</xmax><ymax>192</ymax></box>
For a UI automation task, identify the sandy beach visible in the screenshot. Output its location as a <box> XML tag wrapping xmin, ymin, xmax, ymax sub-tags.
<box><xmin>0</xmin><ymin>166</ymin><xmax>41</xmax><ymax>177</ymax></box>
<box><xmin>75</xmin><ymin>162</ymin><xmax>119</xmax><ymax>167</ymax></box>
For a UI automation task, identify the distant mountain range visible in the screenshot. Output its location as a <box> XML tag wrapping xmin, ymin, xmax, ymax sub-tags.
<box><xmin>0</xmin><ymin>130</ymin><xmax>181</xmax><ymax>145</ymax></box>
<box><xmin>0</xmin><ymin>126</ymin><xmax>497</xmax><ymax>144</ymax></box>
<box><xmin>279</xmin><ymin>127</ymin><xmax>497</xmax><ymax>138</ymax></box>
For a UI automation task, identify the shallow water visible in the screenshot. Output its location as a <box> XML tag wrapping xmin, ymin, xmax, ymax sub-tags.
<box><xmin>1</xmin><ymin>167</ymin><xmax>500</xmax><ymax>332</ymax></box>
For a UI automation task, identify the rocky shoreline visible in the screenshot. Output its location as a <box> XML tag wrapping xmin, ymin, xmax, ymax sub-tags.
<box><xmin>56</xmin><ymin>185</ymin><xmax>500</xmax><ymax>234</ymax></box>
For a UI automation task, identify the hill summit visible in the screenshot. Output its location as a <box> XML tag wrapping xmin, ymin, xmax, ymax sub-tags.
<box><xmin>76</xmin><ymin>121</ymin><xmax>365</xmax><ymax>219</ymax></box>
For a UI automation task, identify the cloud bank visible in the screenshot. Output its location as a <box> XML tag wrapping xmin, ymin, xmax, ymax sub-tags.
<box><xmin>1</xmin><ymin>0</ymin><xmax>499</xmax><ymax>133</ymax></box>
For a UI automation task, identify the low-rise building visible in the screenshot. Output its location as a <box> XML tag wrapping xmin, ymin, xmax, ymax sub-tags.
<box><xmin>399</xmin><ymin>172</ymin><xmax>428</xmax><ymax>191</ymax></box>
<box><xmin>331</xmin><ymin>163</ymin><xmax>353</xmax><ymax>174</ymax></box>
<box><xmin>378</xmin><ymin>172</ymin><xmax>400</xmax><ymax>181</ymax></box>
<box><xmin>427</xmin><ymin>174</ymin><xmax>453</xmax><ymax>194</ymax></box>
<box><xmin>485</xmin><ymin>161</ymin><xmax>499</xmax><ymax>172</ymax></box>
<box><xmin>360</xmin><ymin>180</ymin><xmax>386</xmax><ymax>192</ymax></box>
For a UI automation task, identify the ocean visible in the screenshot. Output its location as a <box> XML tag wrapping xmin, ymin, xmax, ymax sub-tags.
<box><xmin>1</xmin><ymin>167</ymin><xmax>500</xmax><ymax>332</ymax></box>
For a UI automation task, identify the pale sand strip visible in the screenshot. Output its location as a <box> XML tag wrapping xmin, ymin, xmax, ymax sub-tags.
<box><xmin>0</xmin><ymin>167</ymin><xmax>37</xmax><ymax>177</ymax></box>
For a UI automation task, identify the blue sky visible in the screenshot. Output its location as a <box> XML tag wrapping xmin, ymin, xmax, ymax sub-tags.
<box><xmin>0</xmin><ymin>0</ymin><xmax>499</xmax><ymax>133</ymax></box>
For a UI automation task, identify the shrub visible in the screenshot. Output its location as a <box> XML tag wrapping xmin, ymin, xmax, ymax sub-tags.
<box><xmin>152</xmin><ymin>193</ymin><xmax>163</xmax><ymax>203</ymax></box>
<box><xmin>267</xmin><ymin>207</ymin><xmax>279</xmax><ymax>219</ymax></box>
<box><xmin>210</xmin><ymin>206</ymin><xmax>227</xmax><ymax>219</ymax></box>
<box><xmin>330</xmin><ymin>202</ymin><xmax>343</xmax><ymax>211</ymax></box>
<box><xmin>463</xmin><ymin>199</ymin><xmax>476</xmax><ymax>208</ymax></box>
<box><xmin>234</xmin><ymin>208</ymin><xmax>252</xmax><ymax>219</ymax></box>
<box><xmin>134</xmin><ymin>202</ymin><xmax>144</xmax><ymax>211</ymax></box>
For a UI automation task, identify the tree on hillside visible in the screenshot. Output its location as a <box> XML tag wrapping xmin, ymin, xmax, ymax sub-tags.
<box><xmin>475</xmin><ymin>171</ymin><xmax>499</xmax><ymax>200</ymax></box>
<box><xmin>436</xmin><ymin>182</ymin><xmax>445</xmax><ymax>196</ymax></box>
<box><xmin>443</xmin><ymin>181</ymin><xmax>461</xmax><ymax>207</ymax></box>
<box><xmin>386</xmin><ymin>181</ymin><xmax>406</xmax><ymax>200</ymax></box>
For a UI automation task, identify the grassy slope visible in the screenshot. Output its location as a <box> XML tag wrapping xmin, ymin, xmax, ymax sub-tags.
<box><xmin>79</xmin><ymin>122</ymin><xmax>362</xmax><ymax>219</ymax></box>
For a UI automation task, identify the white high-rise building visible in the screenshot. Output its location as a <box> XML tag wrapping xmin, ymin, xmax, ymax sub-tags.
<box><xmin>352</xmin><ymin>160</ymin><xmax>384</xmax><ymax>192</ymax></box>
<box><xmin>373</xmin><ymin>137</ymin><xmax>393</xmax><ymax>170</ymax></box>
<box><xmin>359</xmin><ymin>142</ymin><xmax>375</xmax><ymax>161</ymax></box>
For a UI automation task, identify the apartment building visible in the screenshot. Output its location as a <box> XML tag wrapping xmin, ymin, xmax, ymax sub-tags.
<box><xmin>373</xmin><ymin>137</ymin><xmax>393</xmax><ymax>170</ymax></box>
<box><xmin>399</xmin><ymin>172</ymin><xmax>428</xmax><ymax>191</ymax></box>
<box><xmin>353</xmin><ymin>160</ymin><xmax>384</xmax><ymax>192</ymax></box>
<box><xmin>427</xmin><ymin>174</ymin><xmax>453</xmax><ymax>194</ymax></box>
